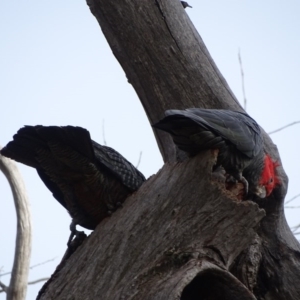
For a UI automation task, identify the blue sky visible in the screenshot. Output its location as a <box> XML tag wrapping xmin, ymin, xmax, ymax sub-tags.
<box><xmin>1</xmin><ymin>1</ymin><xmax>299</xmax><ymax>299</ymax></box>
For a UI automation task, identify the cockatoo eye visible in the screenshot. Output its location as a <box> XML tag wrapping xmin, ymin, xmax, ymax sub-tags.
<box><xmin>268</xmin><ymin>178</ymin><xmax>274</xmax><ymax>184</ymax></box>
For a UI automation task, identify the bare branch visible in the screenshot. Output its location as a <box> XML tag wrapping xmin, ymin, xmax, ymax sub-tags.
<box><xmin>0</xmin><ymin>147</ymin><xmax>32</xmax><ymax>300</ymax></box>
<box><xmin>285</xmin><ymin>194</ymin><xmax>300</xmax><ymax>205</ymax></box>
<box><xmin>268</xmin><ymin>121</ymin><xmax>300</xmax><ymax>135</ymax></box>
<box><xmin>0</xmin><ymin>281</ymin><xmax>8</xmax><ymax>293</ymax></box>
<box><xmin>291</xmin><ymin>223</ymin><xmax>300</xmax><ymax>232</ymax></box>
<box><xmin>30</xmin><ymin>258</ymin><xmax>57</xmax><ymax>270</ymax></box>
<box><xmin>1</xmin><ymin>258</ymin><xmax>57</xmax><ymax>278</ymax></box>
<box><xmin>0</xmin><ymin>277</ymin><xmax>48</xmax><ymax>293</ymax></box>
<box><xmin>1</xmin><ymin>271</ymin><xmax>13</xmax><ymax>277</ymax></box>
<box><xmin>285</xmin><ymin>206</ymin><xmax>300</xmax><ymax>209</ymax></box>
<box><xmin>136</xmin><ymin>151</ymin><xmax>142</xmax><ymax>169</ymax></box>
<box><xmin>28</xmin><ymin>278</ymin><xmax>50</xmax><ymax>285</ymax></box>
<box><xmin>102</xmin><ymin>119</ymin><xmax>107</xmax><ymax>146</ymax></box>
<box><xmin>238</xmin><ymin>48</ymin><xmax>247</xmax><ymax>111</ymax></box>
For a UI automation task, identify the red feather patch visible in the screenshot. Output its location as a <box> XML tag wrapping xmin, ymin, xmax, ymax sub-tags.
<box><xmin>260</xmin><ymin>155</ymin><xmax>280</xmax><ymax>196</ymax></box>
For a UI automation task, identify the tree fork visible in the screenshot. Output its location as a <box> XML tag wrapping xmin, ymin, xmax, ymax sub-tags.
<box><xmin>38</xmin><ymin>0</ymin><xmax>299</xmax><ymax>299</ymax></box>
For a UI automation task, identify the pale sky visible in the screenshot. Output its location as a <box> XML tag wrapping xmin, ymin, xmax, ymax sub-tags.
<box><xmin>1</xmin><ymin>1</ymin><xmax>299</xmax><ymax>299</ymax></box>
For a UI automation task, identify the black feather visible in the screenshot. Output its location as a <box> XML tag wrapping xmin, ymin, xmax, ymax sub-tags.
<box><xmin>1</xmin><ymin>126</ymin><xmax>145</xmax><ymax>230</ymax></box>
<box><xmin>153</xmin><ymin>108</ymin><xmax>265</xmax><ymax>194</ymax></box>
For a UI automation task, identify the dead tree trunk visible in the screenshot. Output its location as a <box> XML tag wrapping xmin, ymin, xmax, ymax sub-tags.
<box><xmin>38</xmin><ymin>0</ymin><xmax>300</xmax><ymax>299</ymax></box>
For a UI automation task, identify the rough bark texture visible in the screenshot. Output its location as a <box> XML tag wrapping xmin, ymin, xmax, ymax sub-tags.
<box><xmin>39</xmin><ymin>152</ymin><xmax>265</xmax><ymax>299</ymax></box>
<box><xmin>38</xmin><ymin>0</ymin><xmax>300</xmax><ymax>299</ymax></box>
<box><xmin>86</xmin><ymin>0</ymin><xmax>243</xmax><ymax>163</ymax></box>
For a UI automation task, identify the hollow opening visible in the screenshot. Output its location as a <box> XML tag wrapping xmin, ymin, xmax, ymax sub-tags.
<box><xmin>181</xmin><ymin>269</ymin><xmax>254</xmax><ymax>300</ymax></box>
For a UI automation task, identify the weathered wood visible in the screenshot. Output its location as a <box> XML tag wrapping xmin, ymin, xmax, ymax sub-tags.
<box><xmin>0</xmin><ymin>148</ymin><xmax>32</xmax><ymax>300</ymax></box>
<box><xmin>38</xmin><ymin>152</ymin><xmax>264</xmax><ymax>299</ymax></box>
<box><xmin>181</xmin><ymin>261</ymin><xmax>257</xmax><ymax>300</ymax></box>
<box><xmin>38</xmin><ymin>0</ymin><xmax>300</xmax><ymax>299</ymax></box>
<box><xmin>87</xmin><ymin>0</ymin><xmax>242</xmax><ymax>163</ymax></box>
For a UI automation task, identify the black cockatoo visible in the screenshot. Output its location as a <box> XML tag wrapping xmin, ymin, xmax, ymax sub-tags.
<box><xmin>1</xmin><ymin>126</ymin><xmax>145</xmax><ymax>244</ymax></box>
<box><xmin>153</xmin><ymin>108</ymin><xmax>279</xmax><ymax>198</ymax></box>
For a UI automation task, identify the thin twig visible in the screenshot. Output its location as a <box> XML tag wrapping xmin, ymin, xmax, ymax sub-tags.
<box><xmin>30</xmin><ymin>257</ymin><xmax>57</xmax><ymax>270</ymax></box>
<box><xmin>285</xmin><ymin>194</ymin><xmax>300</xmax><ymax>205</ymax></box>
<box><xmin>1</xmin><ymin>270</ymin><xmax>12</xmax><ymax>277</ymax></box>
<box><xmin>136</xmin><ymin>151</ymin><xmax>142</xmax><ymax>168</ymax></box>
<box><xmin>28</xmin><ymin>278</ymin><xmax>50</xmax><ymax>285</ymax></box>
<box><xmin>0</xmin><ymin>281</ymin><xmax>7</xmax><ymax>293</ymax></box>
<box><xmin>291</xmin><ymin>223</ymin><xmax>300</xmax><ymax>232</ymax></box>
<box><xmin>102</xmin><ymin>119</ymin><xmax>107</xmax><ymax>146</ymax></box>
<box><xmin>1</xmin><ymin>257</ymin><xmax>57</xmax><ymax>277</ymax></box>
<box><xmin>238</xmin><ymin>49</ymin><xmax>247</xmax><ymax>111</ymax></box>
<box><xmin>0</xmin><ymin>277</ymin><xmax>49</xmax><ymax>292</ymax></box>
<box><xmin>268</xmin><ymin>121</ymin><xmax>300</xmax><ymax>135</ymax></box>
<box><xmin>285</xmin><ymin>206</ymin><xmax>300</xmax><ymax>209</ymax></box>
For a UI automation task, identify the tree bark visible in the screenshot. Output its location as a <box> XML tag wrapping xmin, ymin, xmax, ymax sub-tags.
<box><xmin>0</xmin><ymin>148</ymin><xmax>32</xmax><ymax>300</ymax></box>
<box><xmin>38</xmin><ymin>0</ymin><xmax>300</xmax><ymax>299</ymax></box>
<box><xmin>39</xmin><ymin>152</ymin><xmax>264</xmax><ymax>299</ymax></box>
